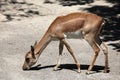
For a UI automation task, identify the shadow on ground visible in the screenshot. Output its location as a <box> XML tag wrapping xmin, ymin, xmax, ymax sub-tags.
<box><xmin>44</xmin><ymin>0</ymin><xmax>94</xmax><ymax>6</ymax></box>
<box><xmin>82</xmin><ymin>0</ymin><xmax>120</xmax><ymax>52</ymax></box>
<box><xmin>29</xmin><ymin>64</ymin><xmax>105</xmax><ymax>73</ymax></box>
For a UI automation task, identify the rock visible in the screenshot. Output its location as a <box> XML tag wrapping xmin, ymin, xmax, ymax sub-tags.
<box><xmin>16</xmin><ymin>0</ymin><xmax>26</xmax><ymax>3</ymax></box>
<box><xmin>3</xmin><ymin>10</ymin><xmax>17</xmax><ymax>16</ymax></box>
<box><xmin>16</xmin><ymin>11</ymin><xmax>28</xmax><ymax>17</ymax></box>
<box><xmin>44</xmin><ymin>0</ymin><xmax>56</xmax><ymax>3</ymax></box>
<box><xmin>0</xmin><ymin>13</ymin><xmax>7</xmax><ymax>22</ymax></box>
<box><xmin>10</xmin><ymin>0</ymin><xmax>25</xmax><ymax>3</ymax></box>
<box><xmin>26</xmin><ymin>10</ymin><xmax>39</xmax><ymax>15</ymax></box>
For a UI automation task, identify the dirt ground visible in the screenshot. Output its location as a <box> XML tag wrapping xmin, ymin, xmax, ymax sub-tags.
<box><xmin>0</xmin><ymin>0</ymin><xmax>120</xmax><ymax>80</ymax></box>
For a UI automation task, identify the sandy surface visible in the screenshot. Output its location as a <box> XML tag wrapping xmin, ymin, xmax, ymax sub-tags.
<box><xmin>0</xmin><ymin>0</ymin><xmax>120</xmax><ymax>80</ymax></box>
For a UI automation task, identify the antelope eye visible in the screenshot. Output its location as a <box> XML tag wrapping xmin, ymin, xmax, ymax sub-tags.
<box><xmin>26</xmin><ymin>58</ymin><xmax>30</xmax><ymax>63</ymax></box>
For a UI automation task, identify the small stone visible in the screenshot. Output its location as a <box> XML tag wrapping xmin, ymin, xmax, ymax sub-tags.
<box><xmin>0</xmin><ymin>13</ymin><xmax>7</xmax><ymax>22</ymax></box>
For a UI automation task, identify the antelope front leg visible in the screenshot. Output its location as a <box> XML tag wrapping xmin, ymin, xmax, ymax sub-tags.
<box><xmin>62</xmin><ymin>39</ymin><xmax>81</xmax><ymax>73</ymax></box>
<box><xmin>53</xmin><ymin>41</ymin><xmax>64</xmax><ymax>71</ymax></box>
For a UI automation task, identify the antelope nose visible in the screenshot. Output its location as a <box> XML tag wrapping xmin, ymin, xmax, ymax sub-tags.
<box><xmin>22</xmin><ymin>66</ymin><xmax>27</xmax><ymax>70</ymax></box>
<box><xmin>22</xmin><ymin>67</ymin><xmax>27</xmax><ymax>70</ymax></box>
<box><xmin>22</xmin><ymin>65</ymin><xmax>29</xmax><ymax>70</ymax></box>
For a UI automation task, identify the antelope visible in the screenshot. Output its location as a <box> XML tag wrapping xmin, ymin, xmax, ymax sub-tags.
<box><xmin>22</xmin><ymin>12</ymin><xmax>109</xmax><ymax>74</ymax></box>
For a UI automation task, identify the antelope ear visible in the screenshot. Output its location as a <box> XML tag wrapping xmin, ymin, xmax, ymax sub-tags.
<box><xmin>31</xmin><ymin>45</ymin><xmax>34</xmax><ymax>52</ymax></box>
<box><xmin>31</xmin><ymin>45</ymin><xmax>36</xmax><ymax>59</ymax></box>
<box><xmin>34</xmin><ymin>41</ymin><xmax>37</xmax><ymax>48</ymax></box>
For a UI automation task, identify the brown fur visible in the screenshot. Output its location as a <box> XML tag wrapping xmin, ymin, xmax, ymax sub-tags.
<box><xmin>22</xmin><ymin>12</ymin><xmax>109</xmax><ymax>74</ymax></box>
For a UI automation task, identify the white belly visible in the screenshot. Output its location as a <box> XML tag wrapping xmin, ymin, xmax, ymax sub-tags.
<box><xmin>64</xmin><ymin>31</ymin><xmax>84</xmax><ymax>39</ymax></box>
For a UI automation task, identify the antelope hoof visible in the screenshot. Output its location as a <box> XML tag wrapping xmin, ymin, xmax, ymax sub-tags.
<box><xmin>53</xmin><ymin>68</ymin><xmax>57</xmax><ymax>71</ymax></box>
<box><xmin>86</xmin><ymin>71</ymin><xmax>90</xmax><ymax>75</ymax></box>
<box><xmin>77</xmin><ymin>68</ymin><xmax>81</xmax><ymax>73</ymax></box>
<box><xmin>104</xmin><ymin>70</ymin><xmax>107</xmax><ymax>73</ymax></box>
<box><xmin>77</xmin><ymin>70</ymin><xmax>81</xmax><ymax>73</ymax></box>
<box><xmin>104</xmin><ymin>68</ymin><xmax>110</xmax><ymax>73</ymax></box>
<box><xmin>53</xmin><ymin>66</ymin><xmax>58</xmax><ymax>71</ymax></box>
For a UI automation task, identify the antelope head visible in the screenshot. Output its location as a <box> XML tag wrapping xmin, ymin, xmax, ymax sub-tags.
<box><xmin>22</xmin><ymin>42</ymin><xmax>38</xmax><ymax>70</ymax></box>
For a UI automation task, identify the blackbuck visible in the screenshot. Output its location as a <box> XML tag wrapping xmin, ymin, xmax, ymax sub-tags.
<box><xmin>22</xmin><ymin>12</ymin><xmax>109</xmax><ymax>74</ymax></box>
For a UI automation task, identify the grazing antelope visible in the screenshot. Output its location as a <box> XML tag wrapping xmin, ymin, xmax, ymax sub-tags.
<box><xmin>22</xmin><ymin>12</ymin><xmax>109</xmax><ymax>74</ymax></box>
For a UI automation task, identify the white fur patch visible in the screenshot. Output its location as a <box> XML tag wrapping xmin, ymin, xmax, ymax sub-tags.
<box><xmin>64</xmin><ymin>34</ymin><xmax>67</xmax><ymax>38</ymax></box>
<box><xmin>64</xmin><ymin>31</ymin><xmax>84</xmax><ymax>39</ymax></box>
